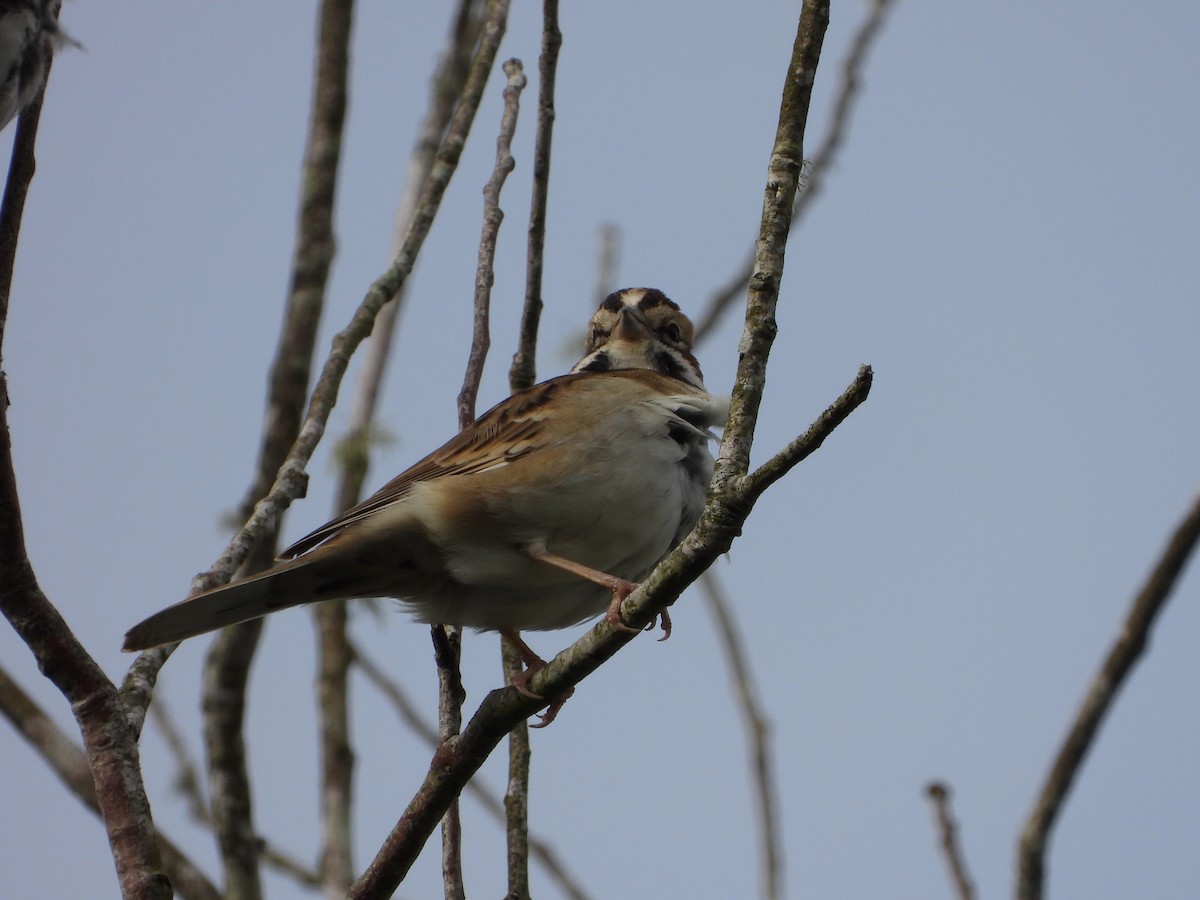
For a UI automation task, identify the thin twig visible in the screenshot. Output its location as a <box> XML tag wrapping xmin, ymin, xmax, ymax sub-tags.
<box><xmin>443</xmin><ymin>55</ymin><xmax>526</xmax><ymax>899</ymax></box>
<box><xmin>508</xmin><ymin>0</ymin><xmax>561</xmax><ymax>392</ymax></box>
<box><xmin>693</xmin><ymin>0</ymin><xmax>894</xmax><ymax>344</ymax></box>
<box><xmin>458</xmin><ymin>58</ymin><xmax>526</xmax><ymax>425</ymax></box>
<box><xmin>700</xmin><ymin>572</ymin><xmax>782</xmax><ymax>900</ymax></box>
<box><xmin>1016</xmin><ymin>491</ymin><xmax>1200</xmax><ymax>900</ymax></box>
<box><xmin>433</xmin><ymin>623</ymin><xmax>466</xmax><ymax>898</ymax></box>
<box><xmin>314</xmin><ymin>597</ymin><xmax>355</xmax><ymax>898</ymax></box>
<box><xmin>502</xmin><ymin>638</ymin><xmax>532</xmax><ymax>900</ymax></box>
<box><xmin>149</xmin><ymin>700</ymin><xmax>208</xmax><ymax>820</ymax></box>
<box><xmin>506</xmin><ymin>6</ymin><xmax>562</xmax><ymax>889</ymax></box>
<box><xmin>350</xmin><ymin>643</ymin><xmax>592</xmax><ymax>900</ymax></box>
<box><xmin>926</xmin><ymin>782</ymin><xmax>975</xmax><ymax>900</ymax></box>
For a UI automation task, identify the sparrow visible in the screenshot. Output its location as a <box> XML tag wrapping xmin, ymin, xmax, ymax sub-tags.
<box><xmin>0</xmin><ymin>0</ymin><xmax>76</xmax><ymax>131</ymax></box>
<box><xmin>123</xmin><ymin>289</ymin><xmax>727</xmax><ymax>674</ymax></box>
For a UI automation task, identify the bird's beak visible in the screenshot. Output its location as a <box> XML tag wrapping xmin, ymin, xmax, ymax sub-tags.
<box><xmin>614</xmin><ymin>307</ymin><xmax>651</xmax><ymax>342</ymax></box>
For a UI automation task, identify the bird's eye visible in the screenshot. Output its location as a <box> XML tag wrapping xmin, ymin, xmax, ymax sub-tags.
<box><xmin>662</xmin><ymin>321</ymin><xmax>683</xmax><ymax>343</ymax></box>
<box><xmin>588</xmin><ymin>326</ymin><xmax>608</xmax><ymax>348</ymax></box>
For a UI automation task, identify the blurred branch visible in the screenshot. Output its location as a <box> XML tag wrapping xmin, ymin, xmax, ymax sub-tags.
<box><xmin>502</xmin><ymin>639</ymin><xmax>532</xmax><ymax>900</ymax></box>
<box><xmin>351</xmin><ymin>643</ymin><xmax>592</xmax><ymax>900</ymax></box>
<box><xmin>591</xmin><ymin>224</ymin><xmax>620</xmax><ymax>311</ymax></box>
<box><xmin>700</xmin><ymin>572</ymin><xmax>782</xmax><ymax>900</ymax></box>
<box><xmin>199</xmin><ymin>3</ymin><xmax>358</xmax><ymax>896</ymax></box>
<box><xmin>432</xmin><ymin>624</ymin><xmax>466</xmax><ymax>898</ymax></box>
<box><xmin>1017</xmin><ymin>491</ymin><xmax>1200</xmax><ymax>900</ymax></box>
<box><xmin>440</xmin><ymin>54</ymin><xmax>526</xmax><ymax>898</ymax></box>
<box><xmin>0</xmin><ymin>51</ymin><xmax>173</xmax><ymax>900</ymax></box>
<box><xmin>0</xmin><ymin>664</ymin><xmax>209</xmax><ymax>898</ymax></box>
<box><xmin>321</xmin><ymin>3</ymin><xmax>485</xmax><ymax>894</ymax></box>
<box><xmin>332</xmin><ymin>0</ymin><xmax>485</xmax><ymax>514</ymax></box>
<box><xmin>149</xmin><ymin>701</ymin><xmax>322</xmax><ymax>889</ymax></box>
<box><xmin>314</xmin><ymin>597</ymin><xmax>355</xmax><ymax>898</ymax></box>
<box><xmin>925</xmin><ymin>782</ymin><xmax>975</xmax><ymax>900</ymax></box>
<box><xmin>502</xmin><ymin>22</ymin><xmax>563</xmax><ymax>886</ymax></box>
<box><xmin>693</xmin><ymin>0</ymin><xmax>894</xmax><ymax>345</ymax></box>
<box><xmin>509</xmin><ymin>0</ymin><xmax>561</xmax><ymax>392</ymax></box>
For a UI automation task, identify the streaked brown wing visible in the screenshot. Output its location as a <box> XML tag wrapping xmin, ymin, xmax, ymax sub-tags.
<box><xmin>278</xmin><ymin>377</ymin><xmax>557</xmax><ymax>559</ymax></box>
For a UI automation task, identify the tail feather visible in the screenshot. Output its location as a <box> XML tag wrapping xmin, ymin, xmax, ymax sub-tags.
<box><xmin>123</xmin><ymin>557</ymin><xmax>334</xmax><ymax>651</ymax></box>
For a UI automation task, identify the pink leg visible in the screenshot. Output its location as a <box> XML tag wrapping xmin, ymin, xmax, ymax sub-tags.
<box><xmin>500</xmin><ymin>629</ymin><xmax>573</xmax><ymax>728</ymax></box>
<box><xmin>525</xmin><ymin>544</ymin><xmax>672</xmax><ymax>640</ymax></box>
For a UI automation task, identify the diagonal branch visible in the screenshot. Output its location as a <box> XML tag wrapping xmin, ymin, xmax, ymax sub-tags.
<box><xmin>347</xmin><ymin>6</ymin><xmax>839</xmax><ymax>892</ymax></box>
<box><xmin>1016</xmin><ymin>491</ymin><xmax>1200</xmax><ymax>900</ymax></box>
<box><xmin>351</xmin><ymin>643</ymin><xmax>591</xmax><ymax>899</ymax></box>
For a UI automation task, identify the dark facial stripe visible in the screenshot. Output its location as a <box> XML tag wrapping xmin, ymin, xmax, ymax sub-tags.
<box><xmin>653</xmin><ymin>348</ymin><xmax>690</xmax><ymax>381</ymax></box>
<box><xmin>575</xmin><ymin>352</ymin><xmax>614</xmax><ymax>373</ymax></box>
<box><xmin>600</xmin><ymin>290</ymin><xmax>625</xmax><ymax>312</ymax></box>
<box><xmin>636</xmin><ymin>289</ymin><xmax>679</xmax><ymax>312</ymax></box>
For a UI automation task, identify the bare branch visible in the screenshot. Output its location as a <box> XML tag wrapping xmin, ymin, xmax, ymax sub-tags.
<box><xmin>433</xmin><ymin>623</ymin><xmax>466</xmax><ymax>898</ymax></box>
<box><xmin>458</xmin><ymin>58</ymin><xmax>526</xmax><ymax>425</ymax></box>
<box><xmin>925</xmin><ymin>782</ymin><xmax>975</xmax><ymax>900</ymax></box>
<box><xmin>709</xmin><ymin>0</ymin><xmax>828</xmax><ymax>491</ymax></box>
<box><xmin>502</xmin><ymin>639</ymin><xmax>533</xmax><ymax>900</ymax></box>
<box><xmin>1017</xmin><ymin>491</ymin><xmax>1200</xmax><ymax>900</ymax></box>
<box><xmin>739</xmin><ymin>364</ymin><xmax>872</xmax><ymax>504</ymax></box>
<box><xmin>693</xmin><ymin>0</ymin><xmax>894</xmax><ymax>344</ymax></box>
<box><xmin>701</xmin><ymin>572</ymin><xmax>782</xmax><ymax>900</ymax></box>
<box><xmin>314</xmin><ymin>598</ymin><xmax>355</xmax><ymax>897</ymax></box>
<box><xmin>503</xmin><ymin>12</ymin><xmax>562</xmax><ymax>882</ymax></box>
<box><xmin>149</xmin><ymin>701</ymin><xmax>321</xmax><ymax>889</ymax></box>
<box><xmin>0</xmin><ymin>665</ymin><xmax>217</xmax><ymax>900</ymax></box>
<box><xmin>440</xmin><ymin>55</ymin><xmax>528</xmax><ymax>897</ymax></box>
<box><xmin>351</xmin><ymin>643</ymin><xmax>591</xmax><ymax>900</ymax></box>
<box><xmin>509</xmin><ymin>0</ymin><xmax>561</xmax><ymax>392</ymax></box>
<box><xmin>149</xmin><ymin>701</ymin><xmax>208</xmax><ymax>821</ymax></box>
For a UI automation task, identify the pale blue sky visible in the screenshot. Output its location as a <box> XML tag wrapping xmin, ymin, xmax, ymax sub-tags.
<box><xmin>2</xmin><ymin>1</ymin><xmax>1198</xmax><ymax>897</ymax></box>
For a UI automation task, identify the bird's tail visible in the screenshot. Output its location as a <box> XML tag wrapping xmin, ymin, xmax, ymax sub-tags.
<box><xmin>123</xmin><ymin>554</ymin><xmax>349</xmax><ymax>651</ymax></box>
